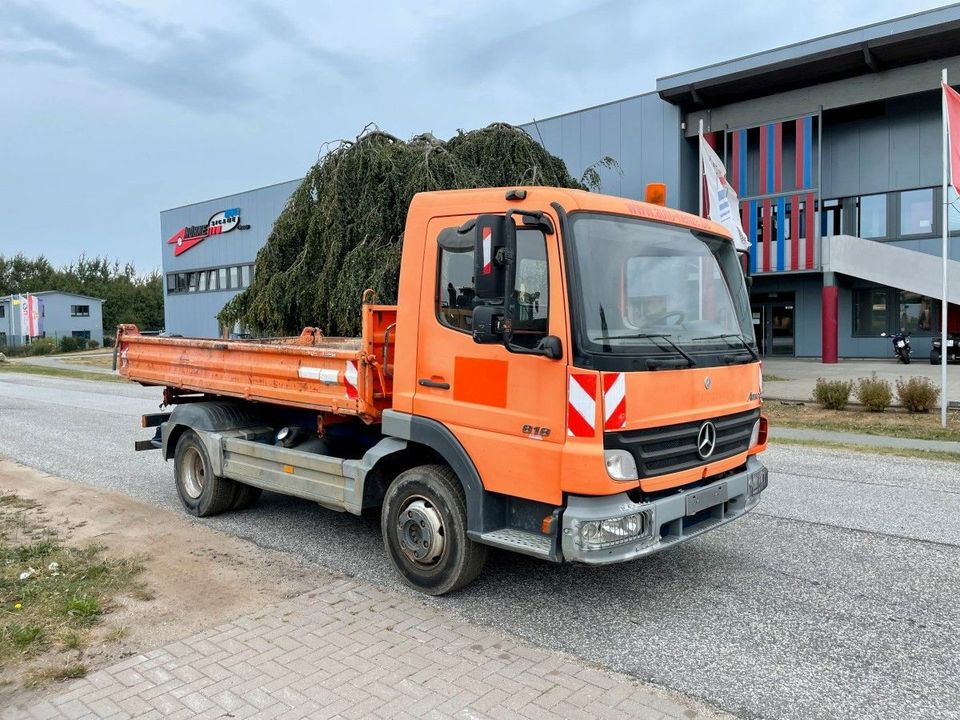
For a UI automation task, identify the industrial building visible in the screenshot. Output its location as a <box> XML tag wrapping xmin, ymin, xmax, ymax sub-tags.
<box><xmin>0</xmin><ymin>291</ymin><xmax>104</xmax><ymax>348</ymax></box>
<box><xmin>160</xmin><ymin>4</ymin><xmax>960</xmax><ymax>360</ymax></box>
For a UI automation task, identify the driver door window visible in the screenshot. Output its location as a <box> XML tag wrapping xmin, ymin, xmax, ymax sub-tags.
<box><xmin>511</xmin><ymin>229</ymin><xmax>549</xmax><ymax>349</ymax></box>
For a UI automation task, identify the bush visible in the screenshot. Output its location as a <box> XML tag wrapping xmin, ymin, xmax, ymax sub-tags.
<box><xmin>813</xmin><ymin>378</ymin><xmax>854</xmax><ymax>410</ymax></box>
<box><xmin>856</xmin><ymin>374</ymin><xmax>892</xmax><ymax>412</ymax></box>
<box><xmin>26</xmin><ymin>338</ymin><xmax>57</xmax><ymax>356</ymax></box>
<box><xmin>58</xmin><ymin>336</ymin><xmax>86</xmax><ymax>353</ymax></box>
<box><xmin>86</xmin><ymin>340</ymin><xmax>99</xmax><ymax>350</ymax></box>
<box><xmin>896</xmin><ymin>376</ymin><xmax>939</xmax><ymax>413</ymax></box>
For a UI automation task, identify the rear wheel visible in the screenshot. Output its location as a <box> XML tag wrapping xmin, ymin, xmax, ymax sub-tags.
<box><xmin>381</xmin><ymin>465</ymin><xmax>486</xmax><ymax>595</ymax></box>
<box><xmin>174</xmin><ymin>430</ymin><xmax>237</xmax><ymax>517</ymax></box>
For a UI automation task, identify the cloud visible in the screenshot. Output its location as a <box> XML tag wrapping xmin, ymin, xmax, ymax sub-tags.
<box><xmin>239</xmin><ymin>1</ymin><xmax>369</xmax><ymax>83</ymax></box>
<box><xmin>0</xmin><ymin>1</ymin><xmax>261</xmax><ymax>111</ymax></box>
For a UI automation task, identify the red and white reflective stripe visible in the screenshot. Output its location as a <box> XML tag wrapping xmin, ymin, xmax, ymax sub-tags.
<box><xmin>603</xmin><ymin>373</ymin><xmax>626</xmax><ymax>430</ymax></box>
<box><xmin>567</xmin><ymin>374</ymin><xmax>597</xmax><ymax>437</ymax></box>
<box><xmin>343</xmin><ymin>360</ymin><xmax>359</xmax><ymax>400</ymax></box>
<box><xmin>482</xmin><ymin>227</ymin><xmax>492</xmax><ymax>274</ymax></box>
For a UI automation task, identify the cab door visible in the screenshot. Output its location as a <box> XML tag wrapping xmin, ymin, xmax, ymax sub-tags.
<box><xmin>412</xmin><ymin>213</ymin><xmax>568</xmax><ymax>506</ymax></box>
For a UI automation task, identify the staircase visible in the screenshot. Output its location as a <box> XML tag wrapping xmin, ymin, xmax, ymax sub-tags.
<box><xmin>821</xmin><ymin>234</ymin><xmax>960</xmax><ymax>303</ymax></box>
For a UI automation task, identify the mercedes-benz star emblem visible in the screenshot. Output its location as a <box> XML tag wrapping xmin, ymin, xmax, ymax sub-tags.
<box><xmin>704</xmin><ymin>376</ymin><xmax>712</xmax><ymax>390</ymax></box>
<box><xmin>697</xmin><ymin>421</ymin><xmax>717</xmax><ymax>459</ymax></box>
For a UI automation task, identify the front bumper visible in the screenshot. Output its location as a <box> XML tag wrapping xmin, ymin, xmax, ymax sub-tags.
<box><xmin>561</xmin><ymin>456</ymin><xmax>767</xmax><ymax>565</ymax></box>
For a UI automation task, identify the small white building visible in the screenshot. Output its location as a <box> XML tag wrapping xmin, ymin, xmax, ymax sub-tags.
<box><xmin>0</xmin><ymin>291</ymin><xmax>105</xmax><ymax>348</ymax></box>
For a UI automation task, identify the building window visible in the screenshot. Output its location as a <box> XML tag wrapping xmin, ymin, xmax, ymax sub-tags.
<box><xmin>229</xmin><ymin>266</ymin><xmax>239</xmax><ymax>288</ymax></box>
<box><xmin>218</xmin><ymin>268</ymin><xmax>227</xmax><ymax>290</ymax></box>
<box><xmin>71</xmin><ymin>305</ymin><xmax>90</xmax><ymax>317</ymax></box>
<box><xmin>898</xmin><ymin>291</ymin><xmax>934</xmax><ymax>335</ymax></box>
<box><xmin>820</xmin><ymin>199</ymin><xmax>842</xmax><ymax>237</ymax></box>
<box><xmin>900</xmin><ymin>188</ymin><xmax>934</xmax><ymax>236</ymax></box>
<box><xmin>858</xmin><ymin>194</ymin><xmax>886</xmax><ymax>239</ymax></box>
<box><xmin>853</xmin><ymin>288</ymin><xmax>888</xmax><ymax>336</ymax></box>
<box><xmin>241</xmin><ymin>265</ymin><xmax>251</xmax><ymax>287</ymax></box>
<box><xmin>854</xmin><ymin>287</ymin><xmax>937</xmax><ymax>336</ymax></box>
<box><xmin>71</xmin><ymin>330</ymin><xmax>91</xmax><ymax>339</ymax></box>
<box><xmin>0</xmin><ymin>305</ymin><xmax>5</xmax><ymax>319</ymax></box>
<box><xmin>949</xmin><ymin>187</ymin><xmax>960</xmax><ymax>233</ymax></box>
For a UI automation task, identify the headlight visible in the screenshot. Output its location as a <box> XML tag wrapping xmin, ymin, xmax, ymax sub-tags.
<box><xmin>577</xmin><ymin>513</ymin><xmax>648</xmax><ymax>549</ymax></box>
<box><xmin>749</xmin><ymin>420</ymin><xmax>760</xmax><ymax>447</ymax></box>
<box><xmin>604</xmin><ymin>449</ymin><xmax>638</xmax><ymax>481</ymax></box>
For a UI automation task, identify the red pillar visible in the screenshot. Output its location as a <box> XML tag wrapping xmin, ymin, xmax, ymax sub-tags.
<box><xmin>822</xmin><ymin>285</ymin><xmax>838</xmax><ymax>363</ymax></box>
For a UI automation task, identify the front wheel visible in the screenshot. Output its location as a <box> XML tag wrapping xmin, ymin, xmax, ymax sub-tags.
<box><xmin>381</xmin><ymin>465</ymin><xmax>486</xmax><ymax>595</ymax></box>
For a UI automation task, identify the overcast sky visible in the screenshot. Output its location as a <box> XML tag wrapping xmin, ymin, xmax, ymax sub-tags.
<box><xmin>0</xmin><ymin>0</ymin><xmax>952</xmax><ymax>270</ymax></box>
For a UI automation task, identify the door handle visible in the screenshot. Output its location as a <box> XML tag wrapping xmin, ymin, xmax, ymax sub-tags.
<box><xmin>418</xmin><ymin>378</ymin><xmax>450</xmax><ymax>390</ymax></box>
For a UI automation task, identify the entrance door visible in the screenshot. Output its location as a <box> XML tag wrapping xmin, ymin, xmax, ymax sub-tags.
<box><xmin>751</xmin><ymin>293</ymin><xmax>796</xmax><ymax>357</ymax></box>
<box><xmin>768</xmin><ymin>304</ymin><xmax>795</xmax><ymax>356</ymax></box>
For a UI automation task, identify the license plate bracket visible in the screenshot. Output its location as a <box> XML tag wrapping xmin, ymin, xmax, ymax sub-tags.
<box><xmin>685</xmin><ymin>481</ymin><xmax>728</xmax><ymax>515</ymax></box>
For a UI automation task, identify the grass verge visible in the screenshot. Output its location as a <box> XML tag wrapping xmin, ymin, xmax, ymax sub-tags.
<box><xmin>0</xmin><ymin>493</ymin><xmax>147</xmax><ymax>684</ymax></box>
<box><xmin>764</xmin><ymin>401</ymin><xmax>960</xmax><ymax>441</ymax></box>
<box><xmin>0</xmin><ymin>363</ymin><xmax>126</xmax><ymax>384</ymax></box>
<box><xmin>771</xmin><ymin>437</ymin><xmax>960</xmax><ymax>463</ymax></box>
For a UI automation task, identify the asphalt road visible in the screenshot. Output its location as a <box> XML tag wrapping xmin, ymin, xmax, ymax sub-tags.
<box><xmin>1</xmin><ymin>373</ymin><xmax>958</xmax><ymax>720</ymax></box>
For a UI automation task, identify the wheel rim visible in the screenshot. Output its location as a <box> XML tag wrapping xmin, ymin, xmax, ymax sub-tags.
<box><xmin>397</xmin><ymin>495</ymin><xmax>445</xmax><ymax>566</ymax></box>
<box><xmin>181</xmin><ymin>446</ymin><xmax>205</xmax><ymax>499</ymax></box>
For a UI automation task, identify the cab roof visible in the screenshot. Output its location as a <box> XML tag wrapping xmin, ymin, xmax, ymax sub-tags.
<box><xmin>410</xmin><ymin>187</ymin><xmax>732</xmax><ymax>241</ymax></box>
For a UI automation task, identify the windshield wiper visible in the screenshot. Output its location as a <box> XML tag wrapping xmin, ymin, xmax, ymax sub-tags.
<box><xmin>692</xmin><ymin>333</ymin><xmax>759</xmax><ymax>361</ymax></box>
<box><xmin>597</xmin><ymin>332</ymin><xmax>696</xmax><ymax>367</ymax></box>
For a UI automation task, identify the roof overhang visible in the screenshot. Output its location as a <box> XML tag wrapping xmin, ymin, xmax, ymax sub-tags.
<box><xmin>657</xmin><ymin>4</ymin><xmax>960</xmax><ymax>108</ymax></box>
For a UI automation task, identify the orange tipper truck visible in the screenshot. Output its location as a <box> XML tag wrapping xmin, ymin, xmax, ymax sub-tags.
<box><xmin>119</xmin><ymin>186</ymin><xmax>768</xmax><ymax>595</ymax></box>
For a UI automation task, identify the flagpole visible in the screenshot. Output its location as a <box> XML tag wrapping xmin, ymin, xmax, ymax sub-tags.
<box><xmin>942</xmin><ymin>68</ymin><xmax>949</xmax><ymax>428</ymax></box>
<box><xmin>698</xmin><ymin>119</ymin><xmax>705</xmax><ymax>218</ymax></box>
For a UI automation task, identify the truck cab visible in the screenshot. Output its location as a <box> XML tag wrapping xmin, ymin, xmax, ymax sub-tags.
<box><xmin>387</xmin><ymin>187</ymin><xmax>767</xmax><ymax>571</ymax></box>
<box><xmin>122</xmin><ymin>186</ymin><xmax>768</xmax><ymax>595</ymax></box>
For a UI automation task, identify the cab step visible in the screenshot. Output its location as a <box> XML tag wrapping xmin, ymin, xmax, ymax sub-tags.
<box><xmin>479</xmin><ymin>528</ymin><xmax>556</xmax><ymax>560</ymax></box>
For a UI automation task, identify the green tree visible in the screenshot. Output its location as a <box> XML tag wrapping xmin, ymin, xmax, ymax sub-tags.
<box><xmin>0</xmin><ymin>253</ymin><xmax>164</xmax><ymax>337</ymax></box>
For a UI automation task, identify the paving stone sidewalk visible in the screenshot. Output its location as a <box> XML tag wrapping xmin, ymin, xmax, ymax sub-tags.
<box><xmin>7</xmin><ymin>576</ymin><xmax>728</xmax><ymax>720</ymax></box>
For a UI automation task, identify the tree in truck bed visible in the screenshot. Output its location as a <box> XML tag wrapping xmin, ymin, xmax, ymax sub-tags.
<box><xmin>217</xmin><ymin>123</ymin><xmax>585</xmax><ymax>338</ymax></box>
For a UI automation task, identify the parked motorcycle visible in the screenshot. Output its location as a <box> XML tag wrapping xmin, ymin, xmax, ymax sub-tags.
<box><xmin>930</xmin><ymin>333</ymin><xmax>960</xmax><ymax>365</ymax></box>
<box><xmin>881</xmin><ymin>330</ymin><xmax>912</xmax><ymax>364</ymax></box>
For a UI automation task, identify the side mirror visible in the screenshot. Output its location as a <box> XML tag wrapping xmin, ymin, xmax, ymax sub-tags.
<box><xmin>472</xmin><ymin>305</ymin><xmax>503</xmax><ymax>344</ymax></box>
<box><xmin>535</xmin><ymin>335</ymin><xmax>563</xmax><ymax>360</ymax></box>
<box><xmin>472</xmin><ymin>215</ymin><xmax>508</xmax><ymax>300</ymax></box>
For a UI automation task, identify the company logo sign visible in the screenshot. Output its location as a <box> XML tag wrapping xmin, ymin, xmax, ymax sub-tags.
<box><xmin>696</xmin><ymin>421</ymin><xmax>717</xmax><ymax>459</ymax></box>
<box><xmin>167</xmin><ymin>208</ymin><xmax>250</xmax><ymax>256</ymax></box>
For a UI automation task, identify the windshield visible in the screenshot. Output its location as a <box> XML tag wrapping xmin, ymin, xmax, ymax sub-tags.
<box><xmin>569</xmin><ymin>213</ymin><xmax>755</xmax><ymax>362</ymax></box>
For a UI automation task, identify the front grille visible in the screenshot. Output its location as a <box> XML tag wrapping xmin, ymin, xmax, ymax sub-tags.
<box><xmin>605</xmin><ymin>408</ymin><xmax>759</xmax><ymax>478</ymax></box>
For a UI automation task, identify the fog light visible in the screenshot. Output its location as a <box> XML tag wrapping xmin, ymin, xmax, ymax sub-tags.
<box><xmin>577</xmin><ymin>513</ymin><xmax>647</xmax><ymax>549</ymax></box>
<box><xmin>604</xmin><ymin>449</ymin><xmax>638</xmax><ymax>481</ymax></box>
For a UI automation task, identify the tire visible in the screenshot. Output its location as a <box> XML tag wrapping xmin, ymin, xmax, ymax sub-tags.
<box><xmin>931</xmin><ymin>352</ymin><xmax>941</xmax><ymax>366</ymax></box>
<box><xmin>381</xmin><ymin>464</ymin><xmax>486</xmax><ymax>596</ymax></box>
<box><xmin>231</xmin><ymin>483</ymin><xmax>262</xmax><ymax>510</ymax></box>
<box><xmin>173</xmin><ymin>430</ymin><xmax>237</xmax><ymax>517</ymax></box>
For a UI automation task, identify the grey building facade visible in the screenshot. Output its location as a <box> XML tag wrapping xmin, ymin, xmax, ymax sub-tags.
<box><xmin>161</xmin><ymin>5</ymin><xmax>960</xmax><ymax>360</ymax></box>
<box><xmin>0</xmin><ymin>291</ymin><xmax>104</xmax><ymax>347</ymax></box>
<box><xmin>161</xmin><ymin>179</ymin><xmax>302</xmax><ymax>338</ymax></box>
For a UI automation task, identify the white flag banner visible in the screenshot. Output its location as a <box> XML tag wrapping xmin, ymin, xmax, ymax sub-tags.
<box><xmin>19</xmin><ymin>294</ymin><xmax>30</xmax><ymax>335</ymax></box>
<box><xmin>700</xmin><ymin>134</ymin><xmax>750</xmax><ymax>252</ymax></box>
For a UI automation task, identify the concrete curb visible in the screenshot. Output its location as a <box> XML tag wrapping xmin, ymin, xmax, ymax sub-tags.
<box><xmin>769</xmin><ymin>426</ymin><xmax>960</xmax><ymax>454</ymax></box>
